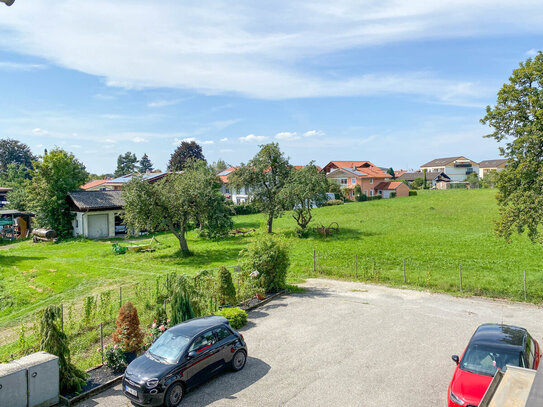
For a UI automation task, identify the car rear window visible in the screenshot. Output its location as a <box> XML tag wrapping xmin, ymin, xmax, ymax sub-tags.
<box><xmin>460</xmin><ymin>345</ymin><xmax>523</xmax><ymax>376</ymax></box>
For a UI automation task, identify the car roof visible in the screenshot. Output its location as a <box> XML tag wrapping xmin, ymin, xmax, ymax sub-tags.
<box><xmin>168</xmin><ymin>315</ymin><xmax>230</xmax><ymax>337</ymax></box>
<box><xmin>469</xmin><ymin>323</ymin><xmax>528</xmax><ymax>351</ymax></box>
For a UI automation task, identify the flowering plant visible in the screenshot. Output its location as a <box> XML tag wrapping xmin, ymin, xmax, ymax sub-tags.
<box><xmin>143</xmin><ymin>319</ymin><xmax>170</xmax><ymax>350</ymax></box>
<box><xmin>104</xmin><ymin>344</ymin><xmax>127</xmax><ymax>372</ymax></box>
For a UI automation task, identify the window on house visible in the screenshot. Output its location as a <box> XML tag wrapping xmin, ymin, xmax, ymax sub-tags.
<box><xmin>364</xmin><ymin>190</ymin><xmax>368</xmax><ymax>196</ymax></box>
<box><xmin>370</xmin><ymin>178</ymin><xmax>373</xmax><ymax>184</ymax></box>
<box><xmin>370</xmin><ymin>190</ymin><xmax>374</xmax><ymax>196</ymax></box>
<box><xmin>225</xmin><ymin>188</ymin><xmax>230</xmax><ymax>194</ymax></box>
<box><xmin>351</xmin><ymin>178</ymin><xmax>356</xmax><ymax>184</ymax></box>
<box><xmin>340</xmin><ymin>178</ymin><xmax>348</xmax><ymax>185</ymax></box>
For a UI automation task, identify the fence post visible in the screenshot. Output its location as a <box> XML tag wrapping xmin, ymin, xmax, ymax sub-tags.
<box><xmin>403</xmin><ymin>259</ymin><xmax>406</xmax><ymax>283</ymax></box>
<box><xmin>100</xmin><ymin>322</ymin><xmax>104</xmax><ymax>365</ymax></box>
<box><xmin>355</xmin><ymin>254</ymin><xmax>358</xmax><ymax>279</ymax></box>
<box><xmin>459</xmin><ymin>264</ymin><xmax>463</xmax><ymax>293</ymax></box>
<box><xmin>524</xmin><ymin>270</ymin><xmax>527</xmax><ymax>301</ymax></box>
<box><xmin>119</xmin><ymin>287</ymin><xmax>122</xmax><ymax>308</ymax></box>
<box><xmin>313</xmin><ymin>249</ymin><xmax>316</xmax><ymax>274</ymax></box>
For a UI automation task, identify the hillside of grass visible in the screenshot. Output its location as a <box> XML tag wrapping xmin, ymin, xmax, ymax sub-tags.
<box><xmin>1</xmin><ymin>189</ymin><xmax>543</xmax><ymax>367</ymax></box>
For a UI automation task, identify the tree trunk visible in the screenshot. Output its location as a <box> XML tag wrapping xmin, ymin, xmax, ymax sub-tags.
<box><xmin>171</xmin><ymin>226</ymin><xmax>190</xmax><ymax>254</ymax></box>
<box><xmin>267</xmin><ymin>215</ymin><xmax>273</xmax><ymax>233</ymax></box>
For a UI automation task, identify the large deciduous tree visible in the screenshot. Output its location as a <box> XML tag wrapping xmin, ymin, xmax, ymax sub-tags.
<box><xmin>481</xmin><ymin>51</ymin><xmax>543</xmax><ymax>243</ymax></box>
<box><xmin>0</xmin><ymin>138</ymin><xmax>36</xmax><ymax>172</ymax></box>
<box><xmin>122</xmin><ymin>160</ymin><xmax>232</xmax><ymax>254</ymax></box>
<box><xmin>229</xmin><ymin>143</ymin><xmax>291</xmax><ymax>233</ymax></box>
<box><xmin>279</xmin><ymin>163</ymin><xmax>329</xmax><ymax>235</ymax></box>
<box><xmin>1</xmin><ymin>163</ymin><xmax>30</xmax><ymax>210</ymax></box>
<box><xmin>138</xmin><ymin>153</ymin><xmax>154</xmax><ymax>173</ymax></box>
<box><xmin>168</xmin><ymin>141</ymin><xmax>206</xmax><ymax>171</ymax></box>
<box><xmin>27</xmin><ymin>148</ymin><xmax>88</xmax><ymax>238</ymax></box>
<box><xmin>211</xmin><ymin>159</ymin><xmax>229</xmax><ymax>173</ymax></box>
<box><xmin>114</xmin><ymin>152</ymin><xmax>137</xmax><ymax>177</ymax></box>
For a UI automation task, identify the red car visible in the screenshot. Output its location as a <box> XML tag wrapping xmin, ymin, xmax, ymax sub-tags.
<box><xmin>447</xmin><ymin>323</ymin><xmax>540</xmax><ymax>406</ymax></box>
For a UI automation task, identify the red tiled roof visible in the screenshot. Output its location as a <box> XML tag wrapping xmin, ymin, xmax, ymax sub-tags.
<box><xmin>81</xmin><ymin>179</ymin><xmax>109</xmax><ymax>190</ymax></box>
<box><xmin>218</xmin><ymin>167</ymin><xmax>239</xmax><ymax>183</ymax></box>
<box><xmin>394</xmin><ymin>170</ymin><xmax>407</xmax><ymax>177</ymax></box>
<box><xmin>293</xmin><ymin>165</ymin><xmax>323</xmax><ymax>171</ymax></box>
<box><xmin>374</xmin><ymin>181</ymin><xmax>405</xmax><ymax>191</ymax></box>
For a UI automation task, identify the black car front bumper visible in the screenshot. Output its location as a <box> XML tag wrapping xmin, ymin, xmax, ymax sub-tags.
<box><xmin>122</xmin><ymin>375</ymin><xmax>165</xmax><ymax>406</ymax></box>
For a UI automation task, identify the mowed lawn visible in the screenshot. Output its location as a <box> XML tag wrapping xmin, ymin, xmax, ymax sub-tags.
<box><xmin>2</xmin><ymin>188</ymin><xmax>543</xmax><ymax>331</ymax></box>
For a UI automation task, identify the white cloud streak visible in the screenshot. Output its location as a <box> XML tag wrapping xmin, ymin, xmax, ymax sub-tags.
<box><xmin>240</xmin><ymin>134</ymin><xmax>268</xmax><ymax>143</ymax></box>
<box><xmin>1</xmin><ymin>0</ymin><xmax>538</xmax><ymax>103</ymax></box>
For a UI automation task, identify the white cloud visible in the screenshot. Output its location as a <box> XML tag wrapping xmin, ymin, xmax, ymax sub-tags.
<box><xmin>220</xmin><ymin>148</ymin><xmax>234</xmax><ymax>153</ymax></box>
<box><xmin>173</xmin><ymin>137</ymin><xmax>214</xmax><ymax>146</ymax></box>
<box><xmin>240</xmin><ymin>134</ymin><xmax>268</xmax><ymax>143</ymax></box>
<box><xmin>303</xmin><ymin>130</ymin><xmax>325</xmax><ymax>138</ymax></box>
<box><xmin>0</xmin><ymin>61</ymin><xmax>46</xmax><ymax>71</ymax></box>
<box><xmin>131</xmin><ymin>136</ymin><xmax>146</xmax><ymax>143</ymax></box>
<box><xmin>32</xmin><ymin>128</ymin><xmax>49</xmax><ymax>136</ymax></box>
<box><xmin>147</xmin><ymin>99</ymin><xmax>180</xmax><ymax>108</ymax></box>
<box><xmin>1</xmin><ymin>0</ymin><xmax>536</xmax><ymax>102</ymax></box>
<box><xmin>220</xmin><ymin>137</ymin><xmax>229</xmax><ymax>142</ymax></box>
<box><xmin>69</xmin><ymin>144</ymin><xmax>82</xmax><ymax>149</ymax></box>
<box><xmin>104</xmin><ymin>138</ymin><xmax>116</xmax><ymax>144</ymax></box>
<box><xmin>526</xmin><ymin>48</ymin><xmax>540</xmax><ymax>57</ymax></box>
<box><xmin>275</xmin><ymin>131</ymin><xmax>300</xmax><ymax>141</ymax></box>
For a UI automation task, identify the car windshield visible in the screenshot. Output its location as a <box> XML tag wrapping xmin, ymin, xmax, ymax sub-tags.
<box><xmin>460</xmin><ymin>345</ymin><xmax>522</xmax><ymax>376</ymax></box>
<box><xmin>148</xmin><ymin>330</ymin><xmax>190</xmax><ymax>364</ymax></box>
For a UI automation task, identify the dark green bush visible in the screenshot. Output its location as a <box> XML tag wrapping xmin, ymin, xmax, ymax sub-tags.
<box><xmin>239</xmin><ymin>234</ymin><xmax>289</xmax><ymax>292</ymax></box>
<box><xmin>214</xmin><ymin>307</ymin><xmax>247</xmax><ymax>329</ymax></box>
<box><xmin>226</xmin><ymin>201</ymin><xmax>260</xmax><ymax>215</ymax></box>
<box><xmin>409</xmin><ymin>190</ymin><xmax>418</xmax><ymax>196</ymax></box>
<box><xmin>295</xmin><ymin>227</ymin><xmax>310</xmax><ymax>238</ymax></box>
<box><xmin>390</xmin><ymin>192</ymin><xmax>397</xmax><ymax>198</ymax></box>
<box><xmin>216</xmin><ymin>266</ymin><xmax>237</xmax><ymax>305</ymax></box>
<box><xmin>358</xmin><ymin>194</ymin><xmax>368</xmax><ymax>202</ymax></box>
<box><xmin>324</xmin><ymin>199</ymin><xmax>344</xmax><ymax>206</ymax></box>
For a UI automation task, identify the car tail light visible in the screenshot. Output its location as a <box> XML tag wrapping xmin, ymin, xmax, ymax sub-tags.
<box><xmin>240</xmin><ymin>334</ymin><xmax>244</xmax><ymax>341</ymax></box>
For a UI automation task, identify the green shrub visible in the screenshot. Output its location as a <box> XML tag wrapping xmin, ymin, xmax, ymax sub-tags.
<box><xmin>170</xmin><ymin>278</ymin><xmax>195</xmax><ymax>325</ymax></box>
<box><xmin>295</xmin><ymin>227</ymin><xmax>310</xmax><ymax>238</ymax></box>
<box><xmin>112</xmin><ymin>302</ymin><xmax>144</xmax><ymax>353</ymax></box>
<box><xmin>216</xmin><ymin>266</ymin><xmax>237</xmax><ymax>305</ymax></box>
<box><xmin>324</xmin><ymin>199</ymin><xmax>344</xmax><ymax>206</ymax></box>
<box><xmin>390</xmin><ymin>192</ymin><xmax>397</xmax><ymax>198</ymax></box>
<box><xmin>359</xmin><ymin>194</ymin><xmax>368</xmax><ymax>202</ymax></box>
<box><xmin>112</xmin><ymin>243</ymin><xmax>127</xmax><ymax>255</ymax></box>
<box><xmin>104</xmin><ymin>345</ymin><xmax>126</xmax><ymax>372</ymax></box>
<box><xmin>226</xmin><ymin>201</ymin><xmax>260</xmax><ymax>215</ymax></box>
<box><xmin>214</xmin><ymin>307</ymin><xmax>247</xmax><ymax>329</ymax></box>
<box><xmin>239</xmin><ymin>234</ymin><xmax>290</xmax><ymax>292</ymax></box>
<box><xmin>409</xmin><ymin>190</ymin><xmax>418</xmax><ymax>196</ymax></box>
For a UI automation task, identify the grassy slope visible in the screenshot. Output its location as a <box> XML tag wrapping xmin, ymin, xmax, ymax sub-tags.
<box><xmin>2</xmin><ymin>188</ymin><xmax>543</xmax><ymax>327</ymax></box>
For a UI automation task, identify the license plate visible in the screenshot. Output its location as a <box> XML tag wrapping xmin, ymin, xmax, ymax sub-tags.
<box><xmin>125</xmin><ymin>385</ymin><xmax>138</xmax><ymax>397</ymax></box>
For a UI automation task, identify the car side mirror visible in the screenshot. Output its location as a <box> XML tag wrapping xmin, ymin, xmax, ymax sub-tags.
<box><xmin>452</xmin><ymin>355</ymin><xmax>459</xmax><ymax>365</ymax></box>
<box><xmin>187</xmin><ymin>351</ymin><xmax>197</xmax><ymax>359</ymax></box>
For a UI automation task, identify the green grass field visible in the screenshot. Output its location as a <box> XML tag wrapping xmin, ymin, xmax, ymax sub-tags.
<box><xmin>1</xmin><ymin>188</ymin><xmax>543</xmax><ymax>368</ymax></box>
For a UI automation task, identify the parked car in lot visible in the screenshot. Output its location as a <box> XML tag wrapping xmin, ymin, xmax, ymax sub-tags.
<box><xmin>447</xmin><ymin>323</ymin><xmax>540</xmax><ymax>407</ymax></box>
<box><xmin>122</xmin><ymin>315</ymin><xmax>248</xmax><ymax>407</ymax></box>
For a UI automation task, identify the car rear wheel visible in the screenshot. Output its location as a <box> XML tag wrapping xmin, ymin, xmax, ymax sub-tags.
<box><xmin>164</xmin><ymin>382</ymin><xmax>184</xmax><ymax>407</ymax></box>
<box><xmin>231</xmin><ymin>350</ymin><xmax>247</xmax><ymax>372</ymax></box>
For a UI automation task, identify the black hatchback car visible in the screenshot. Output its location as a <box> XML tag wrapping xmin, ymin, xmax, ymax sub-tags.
<box><xmin>122</xmin><ymin>316</ymin><xmax>247</xmax><ymax>407</ymax></box>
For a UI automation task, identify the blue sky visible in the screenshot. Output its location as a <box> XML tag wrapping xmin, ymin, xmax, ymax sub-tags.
<box><xmin>0</xmin><ymin>0</ymin><xmax>541</xmax><ymax>174</ymax></box>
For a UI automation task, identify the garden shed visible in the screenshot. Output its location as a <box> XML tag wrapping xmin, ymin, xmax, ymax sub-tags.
<box><xmin>67</xmin><ymin>190</ymin><xmax>125</xmax><ymax>239</ymax></box>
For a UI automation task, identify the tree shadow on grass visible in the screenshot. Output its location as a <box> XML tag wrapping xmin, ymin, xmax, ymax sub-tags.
<box><xmin>280</xmin><ymin>227</ymin><xmax>378</xmax><ymax>241</ymax></box>
<box><xmin>232</xmin><ymin>220</ymin><xmax>263</xmax><ymax>230</ymax></box>
<box><xmin>153</xmin><ymin>247</ymin><xmax>242</xmax><ymax>268</ymax></box>
<box><xmin>0</xmin><ymin>255</ymin><xmax>45</xmax><ymax>268</ymax></box>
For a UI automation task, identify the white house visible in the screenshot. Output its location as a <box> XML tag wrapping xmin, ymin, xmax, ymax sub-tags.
<box><xmin>420</xmin><ymin>156</ymin><xmax>479</xmax><ymax>182</ymax></box>
<box><xmin>218</xmin><ymin>167</ymin><xmax>250</xmax><ymax>204</ymax></box>
<box><xmin>67</xmin><ymin>190</ymin><xmax>125</xmax><ymax>239</ymax></box>
<box><xmin>478</xmin><ymin>159</ymin><xmax>507</xmax><ymax>178</ymax></box>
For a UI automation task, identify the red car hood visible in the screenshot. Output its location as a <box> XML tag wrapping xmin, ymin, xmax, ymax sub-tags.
<box><xmin>450</xmin><ymin>367</ymin><xmax>493</xmax><ymax>405</ymax></box>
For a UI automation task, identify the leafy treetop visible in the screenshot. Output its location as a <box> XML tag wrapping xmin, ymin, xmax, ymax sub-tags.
<box><xmin>114</xmin><ymin>152</ymin><xmax>138</xmax><ymax>177</ymax></box>
<box><xmin>0</xmin><ymin>138</ymin><xmax>36</xmax><ymax>172</ymax></box>
<box><xmin>168</xmin><ymin>141</ymin><xmax>206</xmax><ymax>171</ymax></box>
<box><xmin>481</xmin><ymin>51</ymin><xmax>543</xmax><ymax>243</ymax></box>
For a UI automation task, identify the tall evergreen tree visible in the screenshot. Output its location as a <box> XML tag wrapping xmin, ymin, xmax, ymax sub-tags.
<box><xmin>168</xmin><ymin>141</ymin><xmax>205</xmax><ymax>171</ymax></box>
<box><xmin>114</xmin><ymin>152</ymin><xmax>137</xmax><ymax>177</ymax></box>
<box><xmin>138</xmin><ymin>153</ymin><xmax>154</xmax><ymax>173</ymax></box>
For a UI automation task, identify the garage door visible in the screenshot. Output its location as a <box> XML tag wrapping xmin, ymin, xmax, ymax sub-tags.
<box><xmin>87</xmin><ymin>214</ymin><xmax>109</xmax><ymax>239</ymax></box>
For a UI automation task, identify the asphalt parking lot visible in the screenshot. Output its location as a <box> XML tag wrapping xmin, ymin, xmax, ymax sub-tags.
<box><xmin>78</xmin><ymin>278</ymin><xmax>543</xmax><ymax>406</ymax></box>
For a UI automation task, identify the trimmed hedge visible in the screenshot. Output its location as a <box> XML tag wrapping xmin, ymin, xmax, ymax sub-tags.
<box><xmin>214</xmin><ymin>307</ymin><xmax>247</xmax><ymax>329</ymax></box>
<box><xmin>409</xmin><ymin>190</ymin><xmax>418</xmax><ymax>196</ymax></box>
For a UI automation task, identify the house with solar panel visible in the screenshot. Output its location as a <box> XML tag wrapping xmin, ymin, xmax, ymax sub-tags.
<box><xmin>419</xmin><ymin>156</ymin><xmax>479</xmax><ymax>182</ymax></box>
<box><xmin>83</xmin><ymin>172</ymin><xmax>169</xmax><ymax>191</ymax></box>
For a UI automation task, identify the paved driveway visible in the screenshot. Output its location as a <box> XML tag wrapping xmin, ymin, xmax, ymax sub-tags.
<box><xmin>78</xmin><ymin>279</ymin><xmax>543</xmax><ymax>406</ymax></box>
